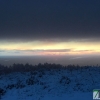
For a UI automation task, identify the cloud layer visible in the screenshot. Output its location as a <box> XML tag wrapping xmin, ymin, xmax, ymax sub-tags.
<box><xmin>0</xmin><ymin>0</ymin><xmax>100</xmax><ymax>41</ymax></box>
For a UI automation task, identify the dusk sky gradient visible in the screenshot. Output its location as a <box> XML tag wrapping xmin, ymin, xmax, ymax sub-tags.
<box><xmin>0</xmin><ymin>0</ymin><xmax>100</xmax><ymax>56</ymax></box>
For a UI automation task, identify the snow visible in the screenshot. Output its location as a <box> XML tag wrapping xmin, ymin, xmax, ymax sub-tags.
<box><xmin>0</xmin><ymin>66</ymin><xmax>100</xmax><ymax>100</ymax></box>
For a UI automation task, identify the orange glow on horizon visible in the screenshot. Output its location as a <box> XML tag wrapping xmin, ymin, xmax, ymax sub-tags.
<box><xmin>0</xmin><ymin>40</ymin><xmax>100</xmax><ymax>56</ymax></box>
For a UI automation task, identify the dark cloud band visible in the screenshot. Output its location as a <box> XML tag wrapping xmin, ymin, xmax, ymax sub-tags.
<box><xmin>0</xmin><ymin>0</ymin><xmax>100</xmax><ymax>41</ymax></box>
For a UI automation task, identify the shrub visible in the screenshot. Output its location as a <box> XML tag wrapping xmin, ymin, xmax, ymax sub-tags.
<box><xmin>60</xmin><ymin>76</ymin><xmax>71</xmax><ymax>85</ymax></box>
<box><xmin>0</xmin><ymin>88</ymin><xmax>6</xmax><ymax>96</ymax></box>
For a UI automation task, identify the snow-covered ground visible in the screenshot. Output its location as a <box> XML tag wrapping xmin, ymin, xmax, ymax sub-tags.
<box><xmin>0</xmin><ymin>66</ymin><xmax>100</xmax><ymax>100</ymax></box>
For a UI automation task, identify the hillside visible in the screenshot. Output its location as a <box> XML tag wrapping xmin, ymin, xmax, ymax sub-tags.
<box><xmin>0</xmin><ymin>64</ymin><xmax>100</xmax><ymax>100</ymax></box>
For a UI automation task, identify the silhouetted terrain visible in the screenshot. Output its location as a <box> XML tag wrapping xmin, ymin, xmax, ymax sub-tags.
<box><xmin>0</xmin><ymin>63</ymin><xmax>99</xmax><ymax>100</ymax></box>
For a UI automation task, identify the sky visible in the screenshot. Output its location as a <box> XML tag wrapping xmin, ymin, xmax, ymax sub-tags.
<box><xmin>0</xmin><ymin>0</ymin><xmax>100</xmax><ymax>56</ymax></box>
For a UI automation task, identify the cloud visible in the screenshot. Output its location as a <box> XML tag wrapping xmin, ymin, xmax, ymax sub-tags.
<box><xmin>14</xmin><ymin>49</ymin><xmax>72</xmax><ymax>53</ymax></box>
<box><xmin>0</xmin><ymin>50</ymin><xmax>6</xmax><ymax>52</ymax></box>
<box><xmin>74</xmin><ymin>50</ymin><xmax>94</xmax><ymax>52</ymax></box>
<box><xmin>0</xmin><ymin>0</ymin><xmax>100</xmax><ymax>41</ymax></box>
<box><xmin>0</xmin><ymin>49</ymin><xmax>72</xmax><ymax>56</ymax></box>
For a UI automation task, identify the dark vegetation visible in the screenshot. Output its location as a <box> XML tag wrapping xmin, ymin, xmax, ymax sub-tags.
<box><xmin>0</xmin><ymin>63</ymin><xmax>99</xmax><ymax>74</ymax></box>
<box><xmin>0</xmin><ymin>63</ymin><xmax>100</xmax><ymax>98</ymax></box>
<box><xmin>0</xmin><ymin>63</ymin><xmax>64</xmax><ymax>74</ymax></box>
